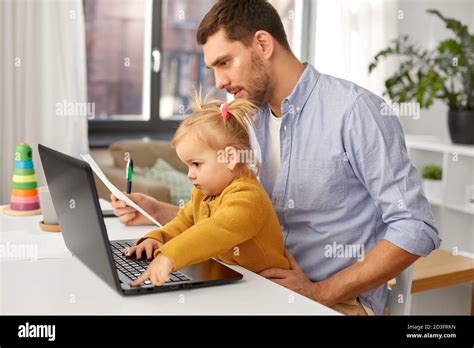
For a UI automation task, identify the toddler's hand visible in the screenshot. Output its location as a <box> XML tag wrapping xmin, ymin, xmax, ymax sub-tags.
<box><xmin>131</xmin><ymin>253</ymin><xmax>174</xmax><ymax>287</ymax></box>
<box><xmin>124</xmin><ymin>238</ymin><xmax>163</xmax><ymax>261</ymax></box>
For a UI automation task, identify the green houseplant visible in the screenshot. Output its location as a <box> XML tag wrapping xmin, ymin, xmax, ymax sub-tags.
<box><xmin>421</xmin><ymin>164</ymin><xmax>443</xmax><ymax>202</ymax></box>
<box><xmin>369</xmin><ymin>9</ymin><xmax>474</xmax><ymax>144</ymax></box>
<box><xmin>421</xmin><ymin>165</ymin><xmax>443</xmax><ymax>180</ymax></box>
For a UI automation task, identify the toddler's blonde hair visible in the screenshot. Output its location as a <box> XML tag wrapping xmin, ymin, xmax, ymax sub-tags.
<box><xmin>171</xmin><ymin>90</ymin><xmax>259</xmax><ymax>175</ymax></box>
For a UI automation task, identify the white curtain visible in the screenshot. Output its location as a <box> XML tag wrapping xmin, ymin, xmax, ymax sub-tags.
<box><xmin>313</xmin><ymin>0</ymin><xmax>399</xmax><ymax>97</ymax></box>
<box><xmin>0</xmin><ymin>0</ymin><xmax>89</xmax><ymax>204</ymax></box>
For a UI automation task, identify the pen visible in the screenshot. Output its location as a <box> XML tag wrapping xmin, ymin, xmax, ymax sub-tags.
<box><xmin>126</xmin><ymin>159</ymin><xmax>133</xmax><ymax>194</ymax></box>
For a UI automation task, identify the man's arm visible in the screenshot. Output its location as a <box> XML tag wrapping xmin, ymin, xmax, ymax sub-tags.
<box><xmin>319</xmin><ymin>93</ymin><xmax>439</xmax><ymax>305</ymax></box>
<box><xmin>312</xmin><ymin>240</ymin><xmax>418</xmax><ymax>307</ymax></box>
<box><xmin>342</xmin><ymin>93</ymin><xmax>441</xmax><ymax>256</ymax></box>
<box><xmin>260</xmin><ymin>241</ymin><xmax>418</xmax><ymax>307</ymax></box>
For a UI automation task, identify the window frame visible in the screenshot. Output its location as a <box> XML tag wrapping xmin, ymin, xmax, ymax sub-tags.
<box><xmin>87</xmin><ymin>0</ymin><xmax>180</xmax><ymax>135</ymax></box>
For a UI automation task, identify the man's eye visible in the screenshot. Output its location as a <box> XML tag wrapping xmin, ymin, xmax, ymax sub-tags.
<box><xmin>220</xmin><ymin>61</ymin><xmax>228</xmax><ymax>67</ymax></box>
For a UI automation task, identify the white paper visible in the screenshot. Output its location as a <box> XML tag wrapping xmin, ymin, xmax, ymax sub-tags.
<box><xmin>80</xmin><ymin>154</ymin><xmax>163</xmax><ymax>227</ymax></box>
<box><xmin>99</xmin><ymin>198</ymin><xmax>113</xmax><ymax>211</ymax></box>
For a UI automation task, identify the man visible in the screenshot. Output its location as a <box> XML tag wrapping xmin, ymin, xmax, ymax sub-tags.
<box><xmin>112</xmin><ymin>0</ymin><xmax>441</xmax><ymax>315</ymax></box>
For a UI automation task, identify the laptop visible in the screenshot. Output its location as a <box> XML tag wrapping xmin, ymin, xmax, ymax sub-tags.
<box><xmin>38</xmin><ymin>144</ymin><xmax>243</xmax><ymax>295</ymax></box>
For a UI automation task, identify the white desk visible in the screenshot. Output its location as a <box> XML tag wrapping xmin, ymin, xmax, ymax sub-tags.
<box><xmin>0</xmin><ymin>204</ymin><xmax>339</xmax><ymax>315</ymax></box>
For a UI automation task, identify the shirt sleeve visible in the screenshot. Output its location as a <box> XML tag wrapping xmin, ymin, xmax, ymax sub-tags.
<box><xmin>342</xmin><ymin>93</ymin><xmax>441</xmax><ymax>256</ymax></box>
<box><xmin>135</xmin><ymin>192</ymin><xmax>195</xmax><ymax>245</ymax></box>
<box><xmin>156</xmin><ymin>186</ymin><xmax>267</xmax><ymax>271</ymax></box>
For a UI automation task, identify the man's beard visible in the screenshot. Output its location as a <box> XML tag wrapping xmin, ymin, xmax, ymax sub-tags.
<box><xmin>245</xmin><ymin>51</ymin><xmax>271</xmax><ymax>107</ymax></box>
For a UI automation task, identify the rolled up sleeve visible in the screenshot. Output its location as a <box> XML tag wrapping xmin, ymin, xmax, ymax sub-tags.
<box><xmin>343</xmin><ymin>93</ymin><xmax>441</xmax><ymax>256</ymax></box>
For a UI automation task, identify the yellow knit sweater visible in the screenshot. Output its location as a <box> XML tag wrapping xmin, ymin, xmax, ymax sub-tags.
<box><xmin>136</xmin><ymin>174</ymin><xmax>290</xmax><ymax>273</ymax></box>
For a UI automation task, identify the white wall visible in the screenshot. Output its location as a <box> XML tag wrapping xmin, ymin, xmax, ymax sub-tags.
<box><xmin>397</xmin><ymin>0</ymin><xmax>474</xmax><ymax>140</ymax></box>
<box><xmin>395</xmin><ymin>0</ymin><xmax>474</xmax><ymax>315</ymax></box>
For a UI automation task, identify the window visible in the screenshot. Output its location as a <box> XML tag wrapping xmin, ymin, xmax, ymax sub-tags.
<box><xmin>271</xmin><ymin>0</ymin><xmax>301</xmax><ymax>59</ymax></box>
<box><xmin>85</xmin><ymin>0</ymin><xmax>149</xmax><ymax>121</ymax></box>
<box><xmin>159</xmin><ymin>0</ymin><xmax>226</xmax><ymax>120</ymax></box>
<box><xmin>85</xmin><ymin>0</ymin><xmax>300</xmax><ymax>134</ymax></box>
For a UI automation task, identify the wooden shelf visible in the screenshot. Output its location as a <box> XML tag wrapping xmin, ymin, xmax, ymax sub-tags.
<box><xmin>411</xmin><ymin>249</ymin><xmax>474</xmax><ymax>293</ymax></box>
<box><xmin>389</xmin><ymin>249</ymin><xmax>474</xmax><ymax>314</ymax></box>
<box><xmin>389</xmin><ymin>250</ymin><xmax>474</xmax><ymax>292</ymax></box>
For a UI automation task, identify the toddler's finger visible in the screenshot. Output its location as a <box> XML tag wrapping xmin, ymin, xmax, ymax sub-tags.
<box><xmin>131</xmin><ymin>270</ymin><xmax>149</xmax><ymax>287</ymax></box>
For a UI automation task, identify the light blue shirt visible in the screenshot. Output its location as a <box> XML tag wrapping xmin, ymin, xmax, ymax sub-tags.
<box><xmin>254</xmin><ymin>64</ymin><xmax>441</xmax><ymax>315</ymax></box>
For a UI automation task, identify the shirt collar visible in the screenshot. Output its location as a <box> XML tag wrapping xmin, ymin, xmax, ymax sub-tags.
<box><xmin>276</xmin><ymin>62</ymin><xmax>320</xmax><ymax>116</ymax></box>
<box><xmin>253</xmin><ymin>63</ymin><xmax>320</xmax><ymax>131</ymax></box>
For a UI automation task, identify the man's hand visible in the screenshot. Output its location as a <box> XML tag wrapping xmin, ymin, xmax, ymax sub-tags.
<box><xmin>131</xmin><ymin>253</ymin><xmax>174</xmax><ymax>287</ymax></box>
<box><xmin>261</xmin><ymin>241</ymin><xmax>419</xmax><ymax>308</ymax></box>
<box><xmin>110</xmin><ymin>193</ymin><xmax>180</xmax><ymax>226</ymax></box>
<box><xmin>111</xmin><ymin>192</ymin><xmax>160</xmax><ymax>225</ymax></box>
<box><xmin>124</xmin><ymin>238</ymin><xmax>163</xmax><ymax>261</ymax></box>
<box><xmin>259</xmin><ymin>249</ymin><xmax>318</xmax><ymax>301</ymax></box>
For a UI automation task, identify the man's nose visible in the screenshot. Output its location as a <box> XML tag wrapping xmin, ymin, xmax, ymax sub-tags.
<box><xmin>215</xmin><ymin>71</ymin><xmax>230</xmax><ymax>90</ymax></box>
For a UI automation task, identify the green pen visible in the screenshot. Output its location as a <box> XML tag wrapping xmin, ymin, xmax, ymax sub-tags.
<box><xmin>126</xmin><ymin>159</ymin><xmax>133</xmax><ymax>194</ymax></box>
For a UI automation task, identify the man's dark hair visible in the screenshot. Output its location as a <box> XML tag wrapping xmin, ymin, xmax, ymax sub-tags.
<box><xmin>197</xmin><ymin>0</ymin><xmax>291</xmax><ymax>51</ymax></box>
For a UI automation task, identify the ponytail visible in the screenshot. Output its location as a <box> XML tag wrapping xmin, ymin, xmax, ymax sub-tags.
<box><xmin>224</xmin><ymin>98</ymin><xmax>257</xmax><ymax>132</ymax></box>
<box><xmin>173</xmin><ymin>89</ymin><xmax>261</xmax><ymax>176</ymax></box>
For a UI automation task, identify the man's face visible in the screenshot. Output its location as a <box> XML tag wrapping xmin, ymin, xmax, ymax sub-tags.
<box><xmin>203</xmin><ymin>29</ymin><xmax>270</xmax><ymax>106</ymax></box>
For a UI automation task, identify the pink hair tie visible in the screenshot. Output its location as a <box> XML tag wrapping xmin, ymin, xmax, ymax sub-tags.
<box><xmin>220</xmin><ymin>103</ymin><xmax>230</xmax><ymax>120</ymax></box>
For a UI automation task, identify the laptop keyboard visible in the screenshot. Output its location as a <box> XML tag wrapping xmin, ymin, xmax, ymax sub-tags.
<box><xmin>110</xmin><ymin>240</ymin><xmax>190</xmax><ymax>285</ymax></box>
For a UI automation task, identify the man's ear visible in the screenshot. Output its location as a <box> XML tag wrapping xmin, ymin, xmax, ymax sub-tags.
<box><xmin>224</xmin><ymin>146</ymin><xmax>238</xmax><ymax>171</ymax></box>
<box><xmin>253</xmin><ymin>30</ymin><xmax>274</xmax><ymax>60</ymax></box>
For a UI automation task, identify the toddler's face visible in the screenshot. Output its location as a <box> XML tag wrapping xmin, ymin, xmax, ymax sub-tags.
<box><xmin>175</xmin><ymin>135</ymin><xmax>236</xmax><ymax>196</ymax></box>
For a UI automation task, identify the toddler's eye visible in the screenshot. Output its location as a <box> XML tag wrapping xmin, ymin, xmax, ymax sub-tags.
<box><xmin>192</xmin><ymin>162</ymin><xmax>200</xmax><ymax>167</ymax></box>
